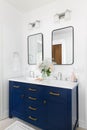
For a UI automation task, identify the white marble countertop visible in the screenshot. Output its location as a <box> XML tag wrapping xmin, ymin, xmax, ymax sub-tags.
<box><xmin>9</xmin><ymin>76</ymin><xmax>78</xmax><ymax>89</ymax></box>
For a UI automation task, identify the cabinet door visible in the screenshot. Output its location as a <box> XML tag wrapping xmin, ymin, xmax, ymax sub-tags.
<box><xmin>9</xmin><ymin>81</ymin><xmax>25</xmax><ymax>118</ymax></box>
<box><xmin>46</xmin><ymin>87</ymin><xmax>67</xmax><ymax>130</ymax></box>
<box><xmin>47</xmin><ymin>100</ymin><xmax>67</xmax><ymax>130</ymax></box>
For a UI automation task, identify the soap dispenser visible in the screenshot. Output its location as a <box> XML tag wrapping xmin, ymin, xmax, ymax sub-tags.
<box><xmin>70</xmin><ymin>71</ymin><xmax>77</xmax><ymax>82</ymax></box>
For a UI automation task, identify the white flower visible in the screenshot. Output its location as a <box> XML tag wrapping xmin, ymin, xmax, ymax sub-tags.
<box><xmin>39</xmin><ymin>59</ymin><xmax>54</xmax><ymax>76</ymax></box>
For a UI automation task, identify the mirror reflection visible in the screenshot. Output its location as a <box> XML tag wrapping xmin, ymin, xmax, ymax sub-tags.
<box><xmin>27</xmin><ymin>33</ymin><xmax>43</xmax><ymax>65</ymax></box>
<box><xmin>52</xmin><ymin>26</ymin><xmax>74</xmax><ymax>65</ymax></box>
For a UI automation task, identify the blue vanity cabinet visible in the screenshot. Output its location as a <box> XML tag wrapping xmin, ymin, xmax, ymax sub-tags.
<box><xmin>9</xmin><ymin>81</ymin><xmax>47</xmax><ymax>130</ymax></box>
<box><xmin>9</xmin><ymin>80</ymin><xmax>78</xmax><ymax>130</ymax></box>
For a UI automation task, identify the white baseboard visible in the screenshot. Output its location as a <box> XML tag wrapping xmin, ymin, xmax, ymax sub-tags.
<box><xmin>79</xmin><ymin>120</ymin><xmax>87</xmax><ymax>129</ymax></box>
<box><xmin>0</xmin><ymin>111</ymin><xmax>8</xmax><ymax>120</ymax></box>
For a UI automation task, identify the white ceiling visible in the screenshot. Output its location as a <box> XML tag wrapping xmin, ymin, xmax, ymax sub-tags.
<box><xmin>4</xmin><ymin>0</ymin><xmax>55</xmax><ymax>13</ymax></box>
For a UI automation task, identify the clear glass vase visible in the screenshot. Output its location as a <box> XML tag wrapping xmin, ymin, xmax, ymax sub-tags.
<box><xmin>42</xmin><ymin>72</ymin><xmax>47</xmax><ymax>79</ymax></box>
<box><xmin>42</xmin><ymin>72</ymin><xmax>51</xmax><ymax>80</ymax></box>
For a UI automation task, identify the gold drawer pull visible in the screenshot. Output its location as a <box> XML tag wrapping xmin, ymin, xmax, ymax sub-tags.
<box><xmin>43</xmin><ymin>100</ymin><xmax>47</xmax><ymax>104</ymax></box>
<box><xmin>28</xmin><ymin>88</ymin><xmax>37</xmax><ymax>92</ymax></box>
<box><xmin>29</xmin><ymin>106</ymin><xmax>37</xmax><ymax>111</ymax></box>
<box><xmin>49</xmin><ymin>92</ymin><xmax>60</xmax><ymax>96</ymax></box>
<box><xmin>29</xmin><ymin>116</ymin><xmax>37</xmax><ymax>121</ymax></box>
<box><xmin>13</xmin><ymin>85</ymin><xmax>20</xmax><ymax>88</ymax></box>
<box><xmin>28</xmin><ymin>96</ymin><xmax>37</xmax><ymax>100</ymax></box>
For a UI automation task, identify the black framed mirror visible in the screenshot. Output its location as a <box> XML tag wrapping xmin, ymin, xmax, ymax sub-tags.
<box><xmin>52</xmin><ymin>26</ymin><xmax>74</xmax><ymax>65</ymax></box>
<box><xmin>27</xmin><ymin>33</ymin><xmax>44</xmax><ymax>65</ymax></box>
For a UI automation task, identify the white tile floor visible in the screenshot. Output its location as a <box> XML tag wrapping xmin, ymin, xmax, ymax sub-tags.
<box><xmin>0</xmin><ymin>118</ymin><xmax>86</xmax><ymax>130</ymax></box>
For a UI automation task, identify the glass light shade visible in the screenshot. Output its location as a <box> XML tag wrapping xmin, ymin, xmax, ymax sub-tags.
<box><xmin>65</xmin><ymin>9</ymin><xmax>71</xmax><ymax>21</ymax></box>
<box><xmin>54</xmin><ymin>14</ymin><xmax>59</xmax><ymax>23</ymax></box>
<box><xmin>35</xmin><ymin>20</ymin><xmax>40</xmax><ymax>28</ymax></box>
<box><xmin>28</xmin><ymin>23</ymin><xmax>32</xmax><ymax>30</ymax></box>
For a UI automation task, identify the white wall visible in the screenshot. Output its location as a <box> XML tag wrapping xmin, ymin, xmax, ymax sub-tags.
<box><xmin>0</xmin><ymin>25</ymin><xmax>3</xmax><ymax>120</ymax></box>
<box><xmin>22</xmin><ymin>0</ymin><xmax>87</xmax><ymax>128</ymax></box>
<box><xmin>0</xmin><ymin>1</ymin><xmax>23</xmax><ymax>119</ymax></box>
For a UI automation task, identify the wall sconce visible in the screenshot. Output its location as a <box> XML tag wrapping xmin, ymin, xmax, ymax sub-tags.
<box><xmin>54</xmin><ymin>9</ymin><xmax>71</xmax><ymax>23</ymax></box>
<box><xmin>28</xmin><ymin>20</ymin><xmax>40</xmax><ymax>30</ymax></box>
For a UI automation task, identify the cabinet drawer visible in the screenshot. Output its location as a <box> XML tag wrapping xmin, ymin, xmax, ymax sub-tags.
<box><xmin>25</xmin><ymin>106</ymin><xmax>43</xmax><ymax>118</ymax></box>
<box><xmin>26</xmin><ymin>84</ymin><xmax>43</xmax><ymax>92</ymax></box>
<box><xmin>10</xmin><ymin>81</ymin><xmax>26</xmax><ymax>91</ymax></box>
<box><xmin>11</xmin><ymin>81</ymin><xmax>22</xmax><ymax>89</ymax></box>
<box><xmin>46</xmin><ymin>87</ymin><xmax>67</xmax><ymax>103</ymax></box>
<box><xmin>25</xmin><ymin>84</ymin><xmax>44</xmax><ymax>99</ymax></box>
<box><xmin>25</xmin><ymin>113</ymin><xmax>46</xmax><ymax>129</ymax></box>
<box><xmin>25</xmin><ymin>95</ymin><xmax>43</xmax><ymax>104</ymax></box>
<box><xmin>25</xmin><ymin>101</ymin><xmax>42</xmax><ymax>112</ymax></box>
